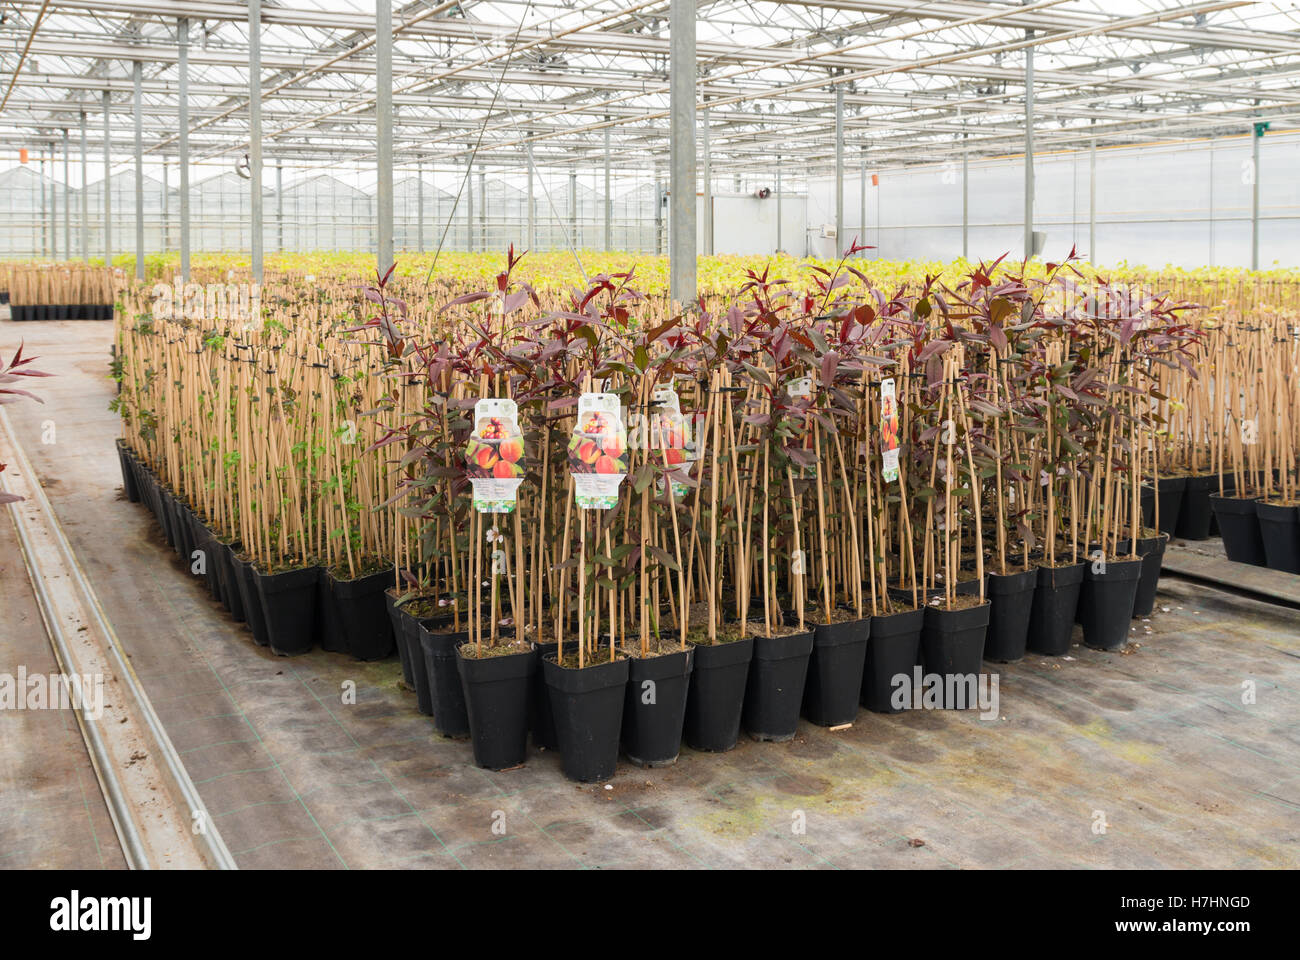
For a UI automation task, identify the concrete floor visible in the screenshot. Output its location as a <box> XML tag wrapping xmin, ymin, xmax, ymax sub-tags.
<box><xmin>2</xmin><ymin>314</ymin><xmax>1298</xmax><ymax>869</ymax></box>
<box><xmin>0</xmin><ymin>503</ymin><xmax>127</xmax><ymax>870</ymax></box>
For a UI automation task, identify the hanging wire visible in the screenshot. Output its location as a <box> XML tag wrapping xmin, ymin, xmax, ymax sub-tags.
<box><xmin>423</xmin><ymin>0</ymin><xmax>587</xmax><ymax>291</ymax></box>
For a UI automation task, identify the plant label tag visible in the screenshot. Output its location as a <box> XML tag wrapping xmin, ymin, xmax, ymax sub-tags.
<box><xmin>881</xmin><ymin>378</ymin><xmax>900</xmax><ymax>483</ymax></box>
<box><xmin>569</xmin><ymin>393</ymin><xmax>628</xmax><ymax>509</ymax></box>
<box><xmin>465</xmin><ymin>398</ymin><xmax>524</xmax><ymax>513</ymax></box>
<box><xmin>786</xmin><ymin>376</ymin><xmax>816</xmax><ymax>479</ymax></box>
<box><xmin>652</xmin><ymin>385</ymin><xmax>697</xmax><ymax>498</ymax></box>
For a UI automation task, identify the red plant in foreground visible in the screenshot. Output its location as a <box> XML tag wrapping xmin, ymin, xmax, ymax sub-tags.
<box><xmin>1</xmin><ymin>342</ymin><xmax>54</xmax><ymax>505</ymax></box>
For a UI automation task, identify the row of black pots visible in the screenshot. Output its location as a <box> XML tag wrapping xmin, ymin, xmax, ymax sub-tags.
<box><xmin>438</xmin><ymin>625</ymin><xmax>819</xmax><ymax>783</ymax></box>
<box><xmin>875</xmin><ymin>534</ymin><xmax>1167</xmax><ymax>669</ymax></box>
<box><xmin>1210</xmin><ymin>494</ymin><xmax>1300</xmax><ymax>574</ymax></box>
<box><xmin>383</xmin><ymin>596</ymin><xmax>472</xmax><ymax>736</ymax></box>
<box><xmin>408</xmin><ymin>636</ymin><xmax>692</xmax><ymax>781</ymax></box>
<box><xmin>861</xmin><ymin>601</ymin><xmax>991</xmax><ymax>711</ymax></box>
<box><xmin>1143</xmin><ymin>474</ymin><xmax>1221</xmax><ymax>541</ymax></box>
<box><xmin>10</xmin><ymin>303</ymin><xmax>114</xmax><ymax>322</ymax></box>
<box><xmin>116</xmin><ymin>440</ymin><xmax>394</xmax><ymax>660</ymax></box>
<box><xmin>547</xmin><ymin>628</ymin><xmax>818</xmax><ymax>782</ymax></box>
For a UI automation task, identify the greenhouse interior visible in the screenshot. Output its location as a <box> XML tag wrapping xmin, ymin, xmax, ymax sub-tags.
<box><xmin>0</xmin><ymin>0</ymin><xmax>1297</xmax><ymax>897</ymax></box>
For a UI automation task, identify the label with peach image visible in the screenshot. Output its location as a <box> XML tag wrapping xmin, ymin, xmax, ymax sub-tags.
<box><xmin>880</xmin><ymin>378</ymin><xmax>899</xmax><ymax>484</ymax></box>
<box><xmin>569</xmin><ymin>393</ymin><xmax>628</xmax><ymax>509</ymax></box>
<box><xmin>652</xmin><ymin>385</ymin><xmax>697</xmax><ymax>498</ymax></box>
<box><xmin>465</xmin><ymin>398</ymin><xmax>525</xmax><ymax>512</ymax></box>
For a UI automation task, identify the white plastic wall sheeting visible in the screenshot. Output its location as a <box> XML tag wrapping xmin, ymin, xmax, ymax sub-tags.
<box><xmin>806</xmin><ymin>131</ymin><xmax>1300</xmax><ymax>269</ymax></box>
<box><xmin>709</xmin><ymin>193</ymin><xmax>809</xmax><ymax>256</ymax></box>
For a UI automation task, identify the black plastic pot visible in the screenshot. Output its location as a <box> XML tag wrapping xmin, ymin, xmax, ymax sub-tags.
<box><xmin>1207</xmin><ymin>476</ymin><xmax>1234</xmax><ymax>538</ymax></box>
<box><xmin>384</xmin><ymin>590</ymin><xmax>414</xmax><ymax>684</ymax></box>
<box><xmin>253</xmin><ymin>564</ymin><xmax>320</xmax><ymax>656</ymax></box>
<box><xmin>947</xmin><ymin>573</ymin><xmax>986</xmax><ymax>598</ymax></box>
<box><xmin>457</xmin><ymin>644</ymin><xmax>536</xmax><ymax>770</ymax></box>
<box><xmin>316</xmin><ymin>568</ymin><xmax>349</xmax><ymax>655</ymax></box>
<box><xmin>1155</xmin><ymin>475</ymin><xmax>1186</xmax><ymax>536</ymax></box>
<box><xmin>406</xmin><ymin>621</ymin><xmax>437</xmax><ymax>715</ymax></box>
<box><xmin>921</xmin><ymin>601</ymin><xmax>991</xmax><ymax>708</ymax></box>
<box><xmin>1028</xmin><ymin>562</ymin><xmax>1084</xmax><ymax>655</ymax></box>
<box><xmin>530</xmin><ymin>642</ymin><xmax>560</xmax><ymax>750</ymax></box>
<box><xmin>802</xmin><ymin>618</ymin><xmax>870</xmax><ymax>726</ymax></box>
<box><xmin>186</xmin><ymin>513</ymin><xmax>221</xmax><ymax>600</ymax></box>
<box><xmin>216</xmin><ymin>540</ymin><xmax>245</xmax><ymax>622</ymax></box>
<box><xmin>1078</xmin><ymin>558</ymin><xmax>1142</xmax><ymax>650</ymax></box>
<box><xmin>1210</xmin><ymin>494</ymin><xmax>1267</xmax><ymax>566</ymax></box>
<box><xmin>886</xmin><ymin>585</ymin><xmax>926</xmax><ymax>608</ymax></box>
<box><xmin>861</xmin><ymin>606</ymin><xmax>924</xmax><ymax>713</ymax></box>
<box><xmin>170</xmin><ymin>499</ymin><xmax>194</xmax><ymax>568</ymax></box>
<box><xmin>115</xmin><ymin>440</ymin><xmax>140</xmax><ymax>502</ymax></box>
<box><xmin>742</xmin><ymin>629</ymin><xmax>814</xmax><ymax>742</ymax></box>
<box><xmin>621</xmin><ymin>646</ymin><xmax>693</xmax><ymax>766</ymax></box>
<box><xmin>1256</xmin><ymin>501</ymin><xmax>1300</xmax><ymax>574</ymax></box>
<box><xmin>156</xmin><ymin>487</ymin><xmax>177</xmax><ymax>549</ymax></box>
<box><xmin>208</xmin><ymin>533</ymin><xmax>232</xmax><ymax>612</ymax></box>
<box><xmin>544</xmin><ymin>654</ymin><xmax>629</xmax><ymax>783</ymax></box>
<box><xmin>144</xmin><ymin>469</ymin><xmax>164</xmax><ymax>526</ymax></box>
<box><xmin>683</xmin><ymin>635</ymin><xmax>753</xmax><ymax>752</ymax></box>
<box><xmin>403</xmin><ymin>614</ymin><xmax>433</xmax><ymax>708</ymax></box>
<box><xmin>1140</xmin><ymin>484</ymin><xmax>1155</xmax><ymax>529</ymax></box>
<box><xmin>1126</xmin><ymin>533</ymin><xmax>1169</xmax><ymax>618</ymax></box>
<box><xmin>1175</xmin><ymin>474</ymin><xmax>1217</xmax><ymax>541</ymax></box>
<box><xmin>983</xmin><ymin>567</ymin><xmax>1037</xmax><ymax>663</ymax></box>
<box><xmin>419</xmin><ymin>625</ymin><xmax>471</xmax><ymax>737</ymax></box>
<box><xmin>210</xmin><ymin>538</ymin><xmax>242</xmax><ymax>619</ymax></box>
<box><xmin>233</xmin><ymin>556</ymin><xmax>271</xmax><ymax>646</ymax></box>
<box><xmin>325</xmin><ymin>569</ymin><xmax>394</xmax><ymax>660</ymax></box>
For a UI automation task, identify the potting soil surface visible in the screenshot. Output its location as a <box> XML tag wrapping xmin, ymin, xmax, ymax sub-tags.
<box><xmin>2</xmin><ymin>316</ymin><xmax>1298</xmax><ymax>870</ymax></box>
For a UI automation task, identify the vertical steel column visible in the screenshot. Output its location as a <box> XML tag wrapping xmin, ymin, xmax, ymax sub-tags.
<box><xmin>44</xmin><ymin>148</ymin><xmax>53</xmax><ymax>260</ymax></box>
<box><xmin>276</xmin><ymin>161</ymin><xmax>283</xmax><ymax>252</ymax></box>
<box><xmin>62</xmin><ymin>129</ymin><xmax>71</xmax><ymax>258</ymax></box>
<box><xmin>179</xmin><ymin>16</ymin><xmax>190</xmax><ymax>281</ymax></box>
<box><xmin>526</xmin><ymin>149</ymin><xmax>535</xmax><ymax>249</ymax></box>
<box><xmin>465</xmin><ymin>158</ymin><xmax>474</xmax><ymax>251</ymax></box>
<box><xmin>1251</xmin><ymin>121</ymin><xmax>1261</xmax><ymax>271</ymax></box>
<box><xmin>604</xmin><ymin>118</ymin><xmax>612</xmax><ymax>251</ymax></box>
<box><xmin>834</xmin><ymin>81</ymin><xmax>844</xmax><ymax>251</ymax></box>
<box><xmin>668</xmin><ymin>0</ymin><xmax>697</xmax><ymax>304</ymax></box>
<box><xmin>133</xmin><ymin>61</ymin><xmax>144</xmax><ymax>280</ymax></box>
<box><xmin>859</xmin><ymin>155</ymin><xmax>866</xmax><ymax>256</ymax></box>
<box><xmin>80</xmin><ymin>111</ymin><xmax>89</xmax><ymax>261</ymax></box>
<box><xmin>162</xmin><ymin>159</ymin><xmax>169</xmax><ymax>253</ymax></box>
<box><xmin>376</xmin><ymin>0</ymin><xmax>393</xmax><ymax>274</ymax></box>
<box><xmin>654</xmin><ymin>167</ymin><xmax>663</xmax><ymax>256</ymax></box>
<box><xmin>417</xmin><ymin>161</ymin><xmax>425</xmax><ymax>252</ymax></box>
<box><xmin>1088</xmin><ymin>125</ymin><xmax>1096</xmax><ymax>263</ymax></box>
<box><xmin>701</xmin><ymin>99</ymin><xmax>711</xmax><ymax>256</ymax></box>
<box><xmin>478</xmin><ymin>167</ymin><xmax>487</xmax><ymax>250</ymax></box>
<box><xmin>103</xmin><ymin>91</ymin><xmax>112</xmax><ymax>265</ymax></box>
<box><xmin>249</xmin><ymin>0</ymin><xmax>264</xmax><ymax>284</ymax></box>
<box><xmin>1023</xmin><ymin>29</ymin><xmax>1034</xmax><ymax>260</ymax></box>
<box><xmin>1207</xmin><ymin>136</ymin><xmax>1215</xmax><ymax>265</ymax></box>
<box><xmin>568</xmin><ymin>169</ymin><xmax>577</xmax><ymax>243</ymax></box>
<box><xmin>775</xmin><ymin>155</ymin><xmax>782</xmax><ymax>253</ymax></box>
<box><xmin>962</xmin><ymin>130</ymin><xmax>969</xmax><ymax>260</ymax></box>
